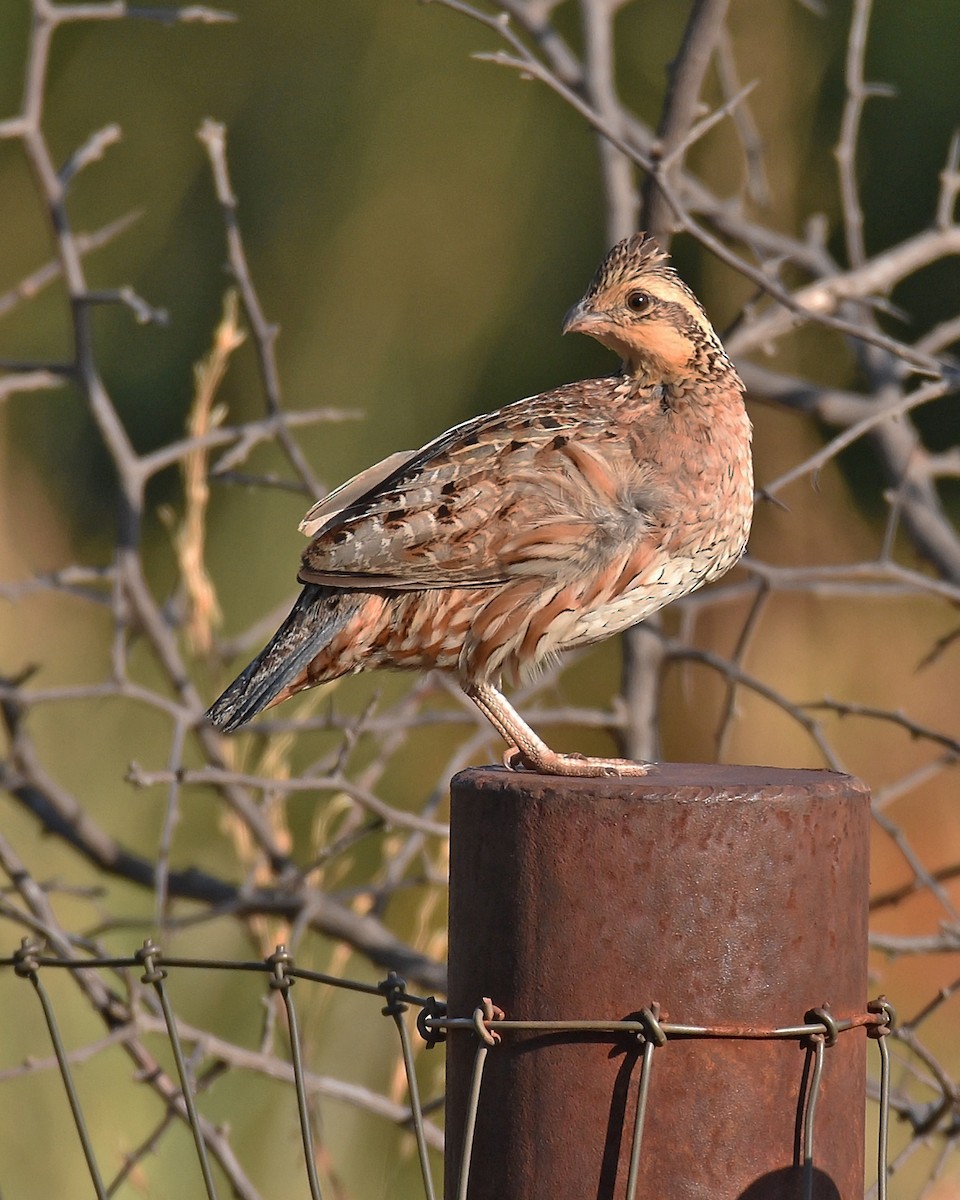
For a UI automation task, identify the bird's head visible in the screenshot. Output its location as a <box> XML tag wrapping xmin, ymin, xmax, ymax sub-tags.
<box><xmin>563</xmin><ymin>233</ymin><xmax>731</xmax><ymax>383</ymax></box>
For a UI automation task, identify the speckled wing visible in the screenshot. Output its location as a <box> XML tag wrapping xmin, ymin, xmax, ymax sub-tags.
<box><xmin>299</xmin><ymin>451</ymin><xmax>418</xmax><ymax>537</ymax></box>
<box><xmin>297</xmin><ymin>380</ymin><xmax>664</xmax><ymax>592</ymax></box>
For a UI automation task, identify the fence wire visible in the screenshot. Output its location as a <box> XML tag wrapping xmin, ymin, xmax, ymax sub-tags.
<box><xmin>0</xmin><ymin>939</ymin><xmax>894</xmax><ymax>1199</ymax></box>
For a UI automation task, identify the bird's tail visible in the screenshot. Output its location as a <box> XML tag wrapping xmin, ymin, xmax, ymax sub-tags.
<box><xmin>205</xmin><ymin>585</ymin><xmax>361</xmax><ymax>733</ymax></box>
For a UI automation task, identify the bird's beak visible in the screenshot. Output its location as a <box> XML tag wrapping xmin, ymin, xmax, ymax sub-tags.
<box><xmin>562</xmin><ymin>300</ymin><xmax>598</xmax><ymax>336</ymax></box>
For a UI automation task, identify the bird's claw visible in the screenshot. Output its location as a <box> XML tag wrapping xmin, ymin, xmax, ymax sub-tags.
<box><xmin>503</xmin><ymin>745</ymin><xmax>525</xmax><ymax>771</ymax></box>
<box><xmin>502</xmin><ymin>744</ymin><xmax>651</xmax><ymax>778</ymax></box>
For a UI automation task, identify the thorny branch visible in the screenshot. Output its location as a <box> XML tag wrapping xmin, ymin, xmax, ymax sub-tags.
<box><xmin>640</xmin><ymin>0</ymin><xmax>731</xmax><ymax>245</ymax></box>
<box><xmin>1</xmin><ymin>0</ymin><xmax>959</xmax><ymax>1193</ymax></box>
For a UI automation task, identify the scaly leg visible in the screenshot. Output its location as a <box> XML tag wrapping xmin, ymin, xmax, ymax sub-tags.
<box><xmin>464</xmin><ymin>680</ymin><xmax>651</xmax><ymax>778</ymax></box>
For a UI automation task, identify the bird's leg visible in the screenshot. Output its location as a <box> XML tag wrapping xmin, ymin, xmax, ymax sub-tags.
<box><xmin>464</xmin><ymin>680</ymin><xmax>651</xmax><ymax>778</ymax></box>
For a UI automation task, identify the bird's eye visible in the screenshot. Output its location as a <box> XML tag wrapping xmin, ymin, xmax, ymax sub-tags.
<box><xmin>626</xmin><ymin>290</ymin><xmax>652</xmax><ymax>314</ymax></box>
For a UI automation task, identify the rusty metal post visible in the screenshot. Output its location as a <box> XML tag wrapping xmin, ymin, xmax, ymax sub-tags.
<box><xmin>445</xmin><ymin>763</ymin><xmax>870</xmax><ymax>1200</ymax></box>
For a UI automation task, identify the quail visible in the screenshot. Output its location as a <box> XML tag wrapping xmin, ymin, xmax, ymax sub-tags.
<box><xmin>205</xmin><ymin>233</ymin><xmax>753</xmax><ymax>776</ymax></box>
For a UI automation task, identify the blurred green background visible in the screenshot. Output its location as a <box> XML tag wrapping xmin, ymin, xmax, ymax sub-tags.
<box><xmin>1</xmin><ymin>1</ymin><xmax>960</xmax><ymax>1196</ymax></box>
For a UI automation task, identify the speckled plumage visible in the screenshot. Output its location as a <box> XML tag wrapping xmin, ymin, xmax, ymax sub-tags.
<box><xmin>206</xmin><ymin>233</ymin><xmax>753</xmax><ymax>776</ymax></box>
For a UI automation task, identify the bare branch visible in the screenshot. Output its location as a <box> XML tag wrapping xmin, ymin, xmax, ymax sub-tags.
<box><xmin>58</xmin><ymin>122</ymin><xmax>122</xmax><ymax>187</ymax></box>
<box><xmin>641</xmin><ymin>0</ymin><xmax>730</xmax><ymax>244</ymax></box>
<box><xmin>197</xmin><ymin>118</ymin><xmax>322</xmax><ymax>496</ymax></box>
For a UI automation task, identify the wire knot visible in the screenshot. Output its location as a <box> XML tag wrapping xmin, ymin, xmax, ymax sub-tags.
<box><xmin>379</xmin><ymin>970</ymin><xmax>408</xmax><ymax>1017</ymax></box>
<box><xmin>12</xmin><ymin>937</ymin><xmax>41</xmax><ymax>978</ymax></box>
<box><xmin>472</xmin><ymin>997</ymin><xmax>505</xmax><ymax>1046</ymax></box>
<box><xmin>417</xmin><ymin>996</ymin><xmax>447</xmax><ymax>1048</ymax></box>
<box><xmin>805</xmin><ymin>1005</ymin><xmax>839</xmax><ymax>1047</ymax></box>
<box><xmin>135</xmin><ymin>939</ymin><xmax>167</xmax><ymax>986</ymax></box>
<box><xmin>636</xmin><ymin>1004</ymin><xmax>668</xmax><ymax>1048</ymax></box>
<box><xmin>266</xmin><ymin>944</ymin><xmax>294</xmax><ymax>992</ymax></box>
<box><xmin>867</xmin><ymin>996</ymin><xmax>896</xmax><ymax>1038</ymax></box>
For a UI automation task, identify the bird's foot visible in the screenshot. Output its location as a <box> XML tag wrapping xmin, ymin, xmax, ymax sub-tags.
<box><xmin>503</xmin><ymin>745</ymin><xmax>651</xmax><ymax>778</ymax></box>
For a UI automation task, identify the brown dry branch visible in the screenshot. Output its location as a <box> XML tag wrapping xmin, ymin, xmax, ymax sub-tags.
<box><xmin>172</xmin><ymin>290</ymin><xmax>243</xmax><ymax>659</ymax></box>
